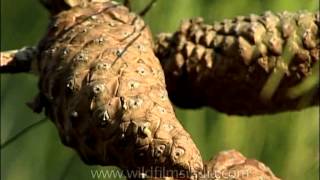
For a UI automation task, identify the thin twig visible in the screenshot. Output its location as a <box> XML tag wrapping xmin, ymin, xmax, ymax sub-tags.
<box><xmin>139</xmin><ymin>0</ymin><xmax>157</xmax><ymax>17</ymax></box>
<box><xmin>0</xmin><ymin>46</ymin><xmax>38</xmax><ymax>73</ymax></box>
<box><xmin>1</xmin><ymin>117</ymin><xmax>48</xmax><ymax>149</ymax></box>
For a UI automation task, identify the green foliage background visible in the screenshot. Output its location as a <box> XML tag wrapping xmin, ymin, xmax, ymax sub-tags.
<box><xmin>1</xmin><ymin>0</ymin><xmax>319</xmax><ymax>179</ymax></box>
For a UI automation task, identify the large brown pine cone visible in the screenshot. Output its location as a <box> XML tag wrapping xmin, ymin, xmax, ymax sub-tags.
<box><xmin>156</xmin><ymin>11</ymin><xmax>319</xmax><ymax>115</ymax></box>
<box><xmin>33</xmin><ymin>1</ymin><xmax>203</xmax><ymax>178</ymax></box>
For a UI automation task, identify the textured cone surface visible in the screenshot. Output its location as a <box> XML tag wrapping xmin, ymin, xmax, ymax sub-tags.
<box><xmin>156</xmin><ymin>11</ymin><xmax>319</xmax><ymax>115</ymax></box>
<box><xmin>36</xmin><ymin>1</ymin><xmax>203</xmax><ymax>177</ymax></box>
<box><xmin>203</xmin><ymin>150</ymin><xmax>281</xmax><ymax>180</ymax></box>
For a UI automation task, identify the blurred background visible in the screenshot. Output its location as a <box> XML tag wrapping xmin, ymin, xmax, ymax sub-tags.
<box><xmin>1</xmin><ymin>0</ymin><xmax>319</xmax><ymax>179</ymax></box>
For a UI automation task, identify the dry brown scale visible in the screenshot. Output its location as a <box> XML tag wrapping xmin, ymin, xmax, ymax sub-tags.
<box><xmin>32</xmin><ymin>1</ymin><xmax>203</xmax><ymax>178</ymax></box>
<box><xmin>156</xmin><ymin>11</ymin><xmax>319</xmax><ymax>115</ymax></box>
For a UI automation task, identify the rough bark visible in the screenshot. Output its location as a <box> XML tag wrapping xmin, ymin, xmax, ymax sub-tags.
<box><xmin>155</xmin><ymin>11</ymin><xmax>319</xmax><ymax>115</ymax></box>
<box><xmin>33</xmin><ymin>1</ymin><xmax>202</xmax><ymax>179</ymax></box>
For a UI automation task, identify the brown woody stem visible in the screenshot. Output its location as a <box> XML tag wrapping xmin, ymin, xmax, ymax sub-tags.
<box><xmin>0</xmin><ymin>47</ymin><xmax>38</xmax><ymax>73</ymax></box>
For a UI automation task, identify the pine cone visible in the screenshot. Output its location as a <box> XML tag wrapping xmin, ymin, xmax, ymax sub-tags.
<box><xmin>203</xmin><ymin>150</ymin><xmax>281</xmax><ymax>180</ymax></box>
<box><xmin>35</xmin><ymin>1</ymin><xmax>203</xmax><ymax>178</ymax></box>
<box><xmin>136</xmin><ymin>150</ymin><xmax>281</xmax><ymax>180</ymax></box>
<box><xmin>156</xmin><ymin>11</ymin><xmax>319</xmax><ymax>115</ymax></box>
